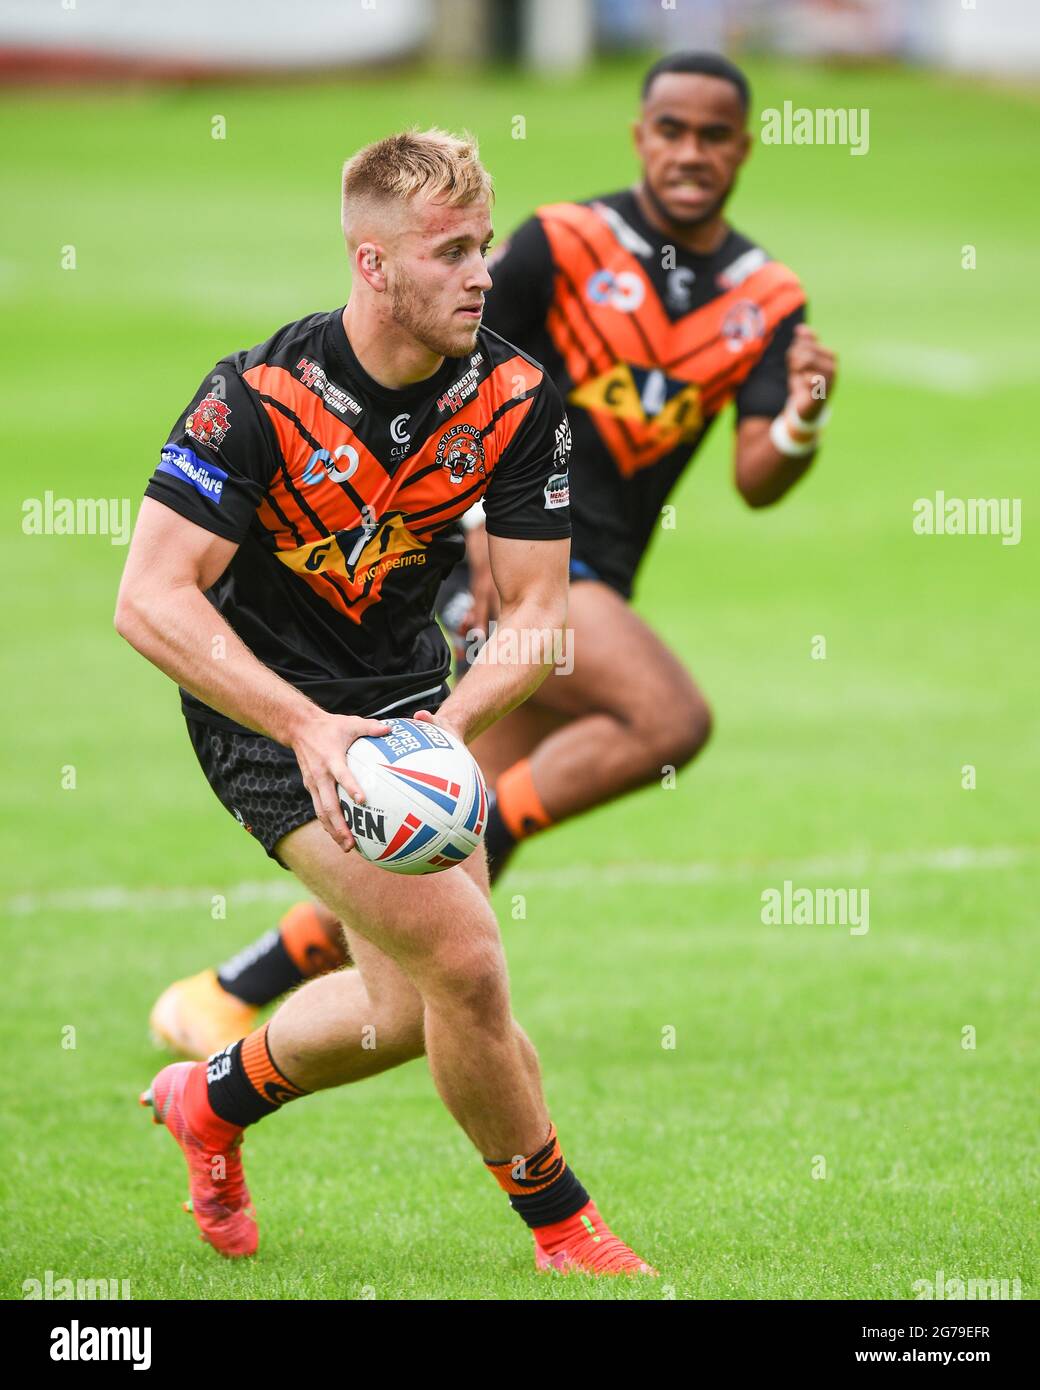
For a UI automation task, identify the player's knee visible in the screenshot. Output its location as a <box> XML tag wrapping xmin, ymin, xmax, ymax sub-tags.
<box><xmin>666</xmin><ymin>689</ymin><xmax>713</xmax><ymax>768</ymax></box>
<box><xmin>436</xmin><ymin>937</ymin><xmax>509</xmax><ymax>1029</ymax></box>
<box><xmin>360</xmin><ymin>977</ymin><xmax>425</xmax><ymax>1056</ymax></box>
<box><xmin>633</xmin><ymin>686</ymin><xmax>712</xmax><ymax>773</ymax></box>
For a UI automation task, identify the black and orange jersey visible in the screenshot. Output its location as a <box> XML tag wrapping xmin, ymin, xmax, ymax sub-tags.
<box><xmin>482</xmin><ymin>189</ymin><xmax>806</xmax><ymax>596</ymax></box>
<box><xmin>144</xmin><ymin>308</ymin><xmax>571</xmax><ymax>734</ymax></box>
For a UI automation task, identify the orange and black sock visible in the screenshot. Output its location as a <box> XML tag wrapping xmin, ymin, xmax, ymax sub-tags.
<box><xmin>484</xmin><ymin>1124</ymin><xmax>589</xmax><ymax>1229</ymax></box>
<box><xmin>485</xmin><ymin>759</ymin><xmax>553</xmax><ymax>880</ymax></box>
<box><xmin>205</xmin><ymin>1022</ymin><xmax>309</xmax><ymax>1128</ymax></box>
<box><xmin>216</xmin><ymin>902</ymin><xmax>347</xmax><ymax>1006</ymax></box>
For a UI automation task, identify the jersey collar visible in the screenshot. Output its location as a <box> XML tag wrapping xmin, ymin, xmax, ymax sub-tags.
<box><xmin>325</xmin><ymin>308</ymin><xmax>463</xmax><ymax>406</ymax></box>
<box><xmin>612</xmin><ymin>189</ymin><xmax>739</xmax><ymax>266</ymax></box>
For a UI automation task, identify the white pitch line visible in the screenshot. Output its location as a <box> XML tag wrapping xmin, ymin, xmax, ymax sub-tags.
<box><xmin>3</xmin><ymin>880</ymin><xmax>298</xmax><ymax>917</ymax></box>
<box><xmin>513</xmin><ymin>843</ymin><xmax>1034</xmax><ymax>891</ymax></box>
<box><xmin>3</xmin><ymin>844</ymin><xmax>1034</xmax><ymax>917</ymax></box>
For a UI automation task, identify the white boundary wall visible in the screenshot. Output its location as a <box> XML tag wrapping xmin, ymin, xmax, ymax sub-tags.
<box><xmin>0</xmin><ymin>0</ymin><xmax>431</xmax><ymax>70</ymax></box>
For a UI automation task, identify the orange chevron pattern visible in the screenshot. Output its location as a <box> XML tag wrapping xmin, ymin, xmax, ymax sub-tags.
<box><xmin>239</xmin><ymin>353</ymin><xmax>543</xmax><ymax>623</ymax></box>
<box><xmin>538</xmin><ymin>201</ymin><xmax>805</xmax><ymax>475</ymax></box>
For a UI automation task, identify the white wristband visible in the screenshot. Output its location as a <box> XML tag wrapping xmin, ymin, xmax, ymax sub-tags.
<box><xmin>460</xmin><ymin>500</ymin><xmax>486</xmax><ymax>532</ymax></box>
<box><xmin>770</xmin><ymin>404</ymin><xmax>830</xmax><ymax>457</ymax></box>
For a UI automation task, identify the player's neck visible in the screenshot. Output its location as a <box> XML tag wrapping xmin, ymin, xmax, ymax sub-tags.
<box><xmin>340</xmin><ymin>303</ymin><xmax>445</xmax><ymax>392</ymax></box>
<box><xmin>632</xmin><ymin>182</ymin><xmax>730</xmax><ymax>257</ymax></box>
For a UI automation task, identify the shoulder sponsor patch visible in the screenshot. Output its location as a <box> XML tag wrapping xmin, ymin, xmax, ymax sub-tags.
<box><xmin>158</xmin><ymin>444</ymin><xmax>227</xmax><ymax>504</ymax></box>
<box><xmin>544</xmin><ymin>472</ymin><xmax>569</xmax><ymax>510</ymax></box>
<box><xmin>185</xmin><ymin>393</ymin><xmax>231</xmax><ymax>447</ymax></box>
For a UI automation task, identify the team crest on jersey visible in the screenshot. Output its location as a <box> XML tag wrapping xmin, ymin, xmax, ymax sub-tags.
<box><xmin>721</xmin><ymin>300</ymin><xmax>765</xmax><ymax>353</ymax></box>
<box><xmin>436</xmin><ymin>423</ymin><xmax>486</xmax><ymax>485</ymax></box>
<box><xmin>186</xmin><ymin>394</ymin><xmax>231</xmax><ymax>447</ymax></box>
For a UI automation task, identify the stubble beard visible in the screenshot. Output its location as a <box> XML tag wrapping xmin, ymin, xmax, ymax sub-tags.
<box><xmin>389</xmin><ymin>268</ymin><xmax>478</xmax><ymax>361</ymax></box>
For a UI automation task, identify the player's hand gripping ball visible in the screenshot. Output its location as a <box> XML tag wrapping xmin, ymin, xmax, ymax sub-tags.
<box><xmin>337</xmin><ymin>718</ymin><xmax>488</xmax><ymax>874</ymax></box>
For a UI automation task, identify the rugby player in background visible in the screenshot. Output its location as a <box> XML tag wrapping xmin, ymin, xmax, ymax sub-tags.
<box><xmin>151</xmin><ymin>52</ymin><xmax>837</xmax><ymax>1060</ymax></box>
<box><xmin>119</xmin><ymin>130</ymin><xmax>654</xmax><ymax>1274</ymax></box>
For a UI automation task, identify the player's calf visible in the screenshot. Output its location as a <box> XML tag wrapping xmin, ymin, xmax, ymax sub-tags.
<box><xmin>267</xmin><ymin>966</ymin><xmax>426</xmax><ymax>1090</ymax></box>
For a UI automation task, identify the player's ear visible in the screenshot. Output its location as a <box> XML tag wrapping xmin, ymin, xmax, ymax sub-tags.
<box><xmin>736</xmin><ymin>128</ymin><xmax>753</xmax><ymax>165</ymax></box>
<box><xmin>631</xmin><ymin>116</ymin><xmax>645</xmax><ymax>160</ymax></box>
<box><xmin>355</xmin><ymin>242</ymin><xmax>387</xmax><ymax>292</ymax></box>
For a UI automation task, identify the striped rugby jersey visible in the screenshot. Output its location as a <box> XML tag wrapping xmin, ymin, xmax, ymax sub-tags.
<box><xmin>482</xmin><ymin>190</ymin><xmax>805</xmax><ymax>596</ymax></box>
<box><xmin>145</xmin><ymin>309</ymin><xmax>571</xmax><ymax>734</ymax></box>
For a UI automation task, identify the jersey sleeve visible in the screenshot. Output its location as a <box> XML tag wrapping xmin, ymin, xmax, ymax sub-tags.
<box><xmin>144</xmin><ymin>361</ymin><xmax>279</xmax><ymax>543</ymax></box>
<box><xmin>734</xmin><ymin>304</ymin><xmax>806</xmax><ymax>420</ymax></box>
<box><xmin>482</xmin><ymin>216</ymin><xmax>555</xmax><ymax>347</ymax></box>
<box><xmin>483</xmin><ymin>376</ymin><xmax>571</xmax><ymax>541</ymax></box>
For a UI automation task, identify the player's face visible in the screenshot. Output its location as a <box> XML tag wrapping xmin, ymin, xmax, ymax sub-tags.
<box><xmin>634</xmin><ymin>74</ymin><xmax>751</xmax><ymax>228</ymax></box>
<box><xmin>388</xmin><ymin>198</ymin><xmax>494</xmax><ymax>359</ymax></box>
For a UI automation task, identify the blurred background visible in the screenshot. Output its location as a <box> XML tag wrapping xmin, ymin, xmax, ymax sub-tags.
<box><xmin>3</xmin><ymin>0</ymin><xmax>1040</xmax><ymax>78</ymax></box>
<box><xmin>1</xmin><ymin>0</ymin><xmax>1036</xmax><ymax>1301</ymax></box>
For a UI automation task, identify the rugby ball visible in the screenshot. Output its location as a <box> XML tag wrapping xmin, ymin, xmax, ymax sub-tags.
<box><xmin>337</xmin><ymin>717</ymin><xmax>487</xmax><ymax>874</ymax></box>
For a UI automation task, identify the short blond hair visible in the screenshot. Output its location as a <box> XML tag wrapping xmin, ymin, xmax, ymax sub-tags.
<box><xmin>341</xmin><ymin>128</ymin><xmax>493</xmax><ymax>247</ymax></box>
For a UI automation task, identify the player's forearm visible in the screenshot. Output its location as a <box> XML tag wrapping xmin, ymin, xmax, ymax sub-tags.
<box><xmin>737</xmin><ymin>437</ymin><xmax>817</xmax><ymax>507</ymax></box>
<box><xmin>115</xmin><ymin>583</ymin><xmax>320</xmax><ymax>745</ymax></box>
<box><xmin>438</xmin><ymin>595</ymin><xmax>566</xmax><ymax>744</ymax></box>
<box><xmin>740</xmin><ymin>325</ymin><xmax>838</xmax><ymax>506</ymax></box>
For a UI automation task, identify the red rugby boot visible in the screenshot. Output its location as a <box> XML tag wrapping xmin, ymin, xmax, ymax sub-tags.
<box><xmin>141</xmin><ymin>1060</ymin><xmax>258</xmax><ymax>1258</ymax></box>
<box><xmin>534</xmin><ymin>1200</ymin><xmax>657</xmax><ymax>1276</ymax></box>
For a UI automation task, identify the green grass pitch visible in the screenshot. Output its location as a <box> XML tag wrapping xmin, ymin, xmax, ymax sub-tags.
<box><xmin>1</xmin><ymin>58</ymin><xmax>1037</xmax><ymax>1300</ymax></box>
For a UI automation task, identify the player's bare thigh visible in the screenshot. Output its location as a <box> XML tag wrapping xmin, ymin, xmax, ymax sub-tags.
<box><xmin>263</xmin><ymin>835</ymin><xmax>492</xmax><ymax>1077</ymax></box>
<box><xmin>275</xmin><ymin>819</ymin><xmax>504</xmax><ymax>1008</ymax></box>
<box><xmin>524</xmin><ymin>579</ymin><xmax>710</xmax><ymax>751</ymax></box>
<box><xmin>301</xmin><ymin>733</ymin><xmax>504</xmax><ymax>945</ymax></box>
<box><xmin>269</xmin><ymin>826</ymin><xmax>547</xmax><ymax>1155</ymax></box>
